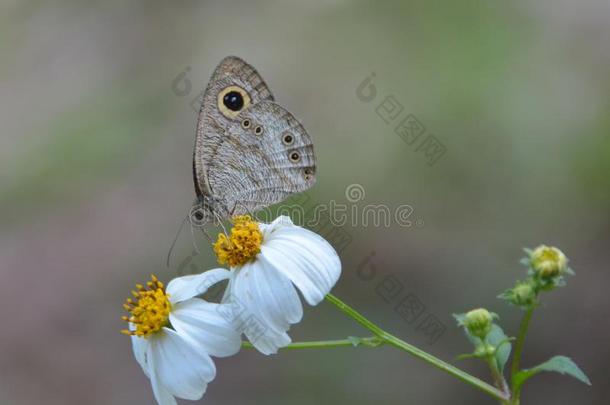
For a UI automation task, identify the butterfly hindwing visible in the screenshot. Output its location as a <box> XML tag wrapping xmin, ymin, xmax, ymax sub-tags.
<box><xmin>205</xmin><ymin>101</ymin><xmax>316</xmax><ymax>215</ymax></box>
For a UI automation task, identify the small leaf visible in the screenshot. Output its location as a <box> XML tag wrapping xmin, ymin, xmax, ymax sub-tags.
<box><xmin>452</xmin><ymin>313</ymin><xmax>466</xmax><ymax>324</ymax></box>
<box><xmin>456</xmin><ymin>352</ymin><xmax>479</xmax><ymax>361</ymax></box>
<box><xmin>487</xmin><ymin>324</ymin><xmax>511</xmax><ymax>373</ymax></box>
<box><xmin>514</xmin><ymin>356</ymin><xmax>591</xmax><ymax>389</ymax></box>
<box><xmin>347</xmin><ymin>336</ymin><xmax>362</xmax><ymax>347</ymax></box>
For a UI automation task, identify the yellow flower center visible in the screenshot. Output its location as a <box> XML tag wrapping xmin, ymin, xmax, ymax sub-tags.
<box><xmin>121</xmin><ymin>275</ymin><xmax>171</xmax><ymax>338</ymax></box>
<box><xmin>213</xmin><ymin>215</ymin><xmax>263</xmax><ymax>267</ymax></box>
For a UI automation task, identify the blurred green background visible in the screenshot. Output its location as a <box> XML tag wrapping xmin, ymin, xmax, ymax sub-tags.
<box><xmin>1</xmin><ymin>1</ymin><xmax>608</xmax><ymax>404</ymax></box>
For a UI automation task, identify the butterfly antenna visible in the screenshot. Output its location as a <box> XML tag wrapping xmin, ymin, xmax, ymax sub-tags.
<box><xmin>188</xmin><ymin>218</ymin><xmax>202</xmax><ymax>255</ymax></box>
<box><xmin>166</xmin><ymin>214</ymin><xmax>190</xmax><ymax>268</ymax></box>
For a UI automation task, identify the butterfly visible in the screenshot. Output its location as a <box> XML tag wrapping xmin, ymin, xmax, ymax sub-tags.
<box><xmin>191</xmin><ymin>56</ymin><xmax>316</xmax><ymax>225</ymax></box>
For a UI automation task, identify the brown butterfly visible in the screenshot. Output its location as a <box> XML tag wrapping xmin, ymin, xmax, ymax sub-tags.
<box><xmin>191</xmin><ymin>56</ymin><xmax>316</xmax><ymax>225</ymax></box>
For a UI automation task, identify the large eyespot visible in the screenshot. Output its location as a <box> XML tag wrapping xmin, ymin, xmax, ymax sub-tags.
<box><xmin>224</xmin><ymin>91</ymin><xmax>243</xmax><ymax>111</ymax></box>
<box><xmin>288</xmin><ymin>151</ymin><xmax>301</xmax><ymax>163</ymax></box>
<box><xmin>254</xmin><ymin>125</ymin><xmax>264</xmax><ymax>135</ymax></box>
<box><xmin>217</xmin><ymin>85</ymin><xmax>251</xmax><ymax>119</ymax></box>
<box><xmin>241</xmin><ymin>118</ymin><xmax>251</xmax><ymax>129</ymax></box>
<box><xmin>282</xmin><ymin>132</ymin><xmax>294</xmax><ymax>146</ymax></box>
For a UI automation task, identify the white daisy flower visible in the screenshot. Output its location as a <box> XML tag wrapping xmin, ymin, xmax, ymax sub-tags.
<box><xmin>213</xmin><ymin>215</ymin><xmax>342</xmax><ymax>355</ymax></box>
<box><xmin>122</xmin><ymin>270</ymin><xmax>241</xmax><ymax>405</ymax></box>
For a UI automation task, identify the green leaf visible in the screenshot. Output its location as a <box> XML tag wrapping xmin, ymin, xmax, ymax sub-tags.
<box><xmin>452</xmin><ymin>313</ymin><xmax>466</xmax><ymax>324</ymax></box>
<box><xmin>487</xmin><ymin>324</ymin><xmax>511</xmax><ymax>373</ymax></box>
<box><xmin>514</xmin><ymin>356</ymin><xmax>591</xmax><ymax>390</ymax></box>
<box><xmin>456</xmin><ymin>352</ymin><xmax>479</xmax><ymax>361</ymax></box>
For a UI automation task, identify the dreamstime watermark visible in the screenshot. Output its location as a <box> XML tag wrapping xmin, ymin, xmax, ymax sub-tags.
<box><xmin>355</xmin><ymin>251</ymin><xmax>446</xmax><ymax>344</ymax></box>
<box><xmin>356</xmin><ymin>73</ymin><xmax>447</xmax><ymax>166</ymax></box>
<box><xmin>173</xmin><ymin>183</ymin><xmax>422</xmax><ymax>276</ymax></box>
<box><xmin>189</xmin><ymin>183</ymin><xmax>424</xmax><ymax>230</ymax></box>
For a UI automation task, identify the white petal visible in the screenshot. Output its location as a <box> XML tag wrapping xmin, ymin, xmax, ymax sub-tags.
<box><xmin>255</xmin><ymin>257</ymin><xmax>303</xmax><ymax>324</ymax></box>
<box><xmin>225</xmin><ymin>259</ymin><xmax>302</xmax><ymax>354</ymax></box>
<box><xmin>169</xmin><ymin>298</ymin><xmax>242</xmax><ymax>358</ymax></box>
<box><xmin>231</xmin><ymin>261</ymin><xmax>302</xmax><ymax>330</ymax></box>
<box><xmin>131</xmin><ymin>334</ymin><xmax>151</xmax><ymax>378</ymax></box>
<box><xmin>166</xmin><ymin>268</ymin><xmax>230</xmax><ymax>304</ymax></box>
<box><xmin>247</xmin><ymin>330</ymin><xmax>292</xmax><ymax>355</ymax></box>
<box><xmin>149</xmin><ymin>361</ymin><xmax>177</xmax><ymax>405</ymax></box>
<box><xmin>258</xmin><ymin>215</ymin><xmax>294</xmax><ymax>234</ymax></box>
<box><xmin>261</xmin><ymin>225</ymin><xmax>341</xmax><ymax>305</ymax></box>
<box><xmin>147</xmin><ymin>328</ymin><xmax>216</xmax><ymax>401</ymax></box>
<box><xmin>147</xmin><ymin>335</ymin><xmax>177</xmax><ymax>405</ymax></box>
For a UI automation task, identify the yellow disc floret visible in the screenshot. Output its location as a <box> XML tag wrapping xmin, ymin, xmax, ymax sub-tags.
<box><xmin>213</xmin><ymin>215</ymin><xmax>263</xmax><ymax>267</ymax></box>
<box><xmin>121</xmin><ymin>275</ymin><xmax>171</xmax><ymax>338</ymax></box>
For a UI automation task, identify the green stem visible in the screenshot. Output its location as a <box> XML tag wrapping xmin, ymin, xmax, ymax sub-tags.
<box><xmin>510</xmin><ymin>307</ymin><xmax>535</xmax><ymax>403</ymax></box>
<box><xmin>325</xmin><ymin>294</ymin><xmax>509</xmax><ymax>402</ymax></box>
<box><xmin>241</xmin><ymin>336</ymin><xmax>383</xmax><ymax>350</ymax></box>
<box><xmin>486</xmin><ymin>357</ymin><xmax>510</xmax><ymax>404</ymax></box>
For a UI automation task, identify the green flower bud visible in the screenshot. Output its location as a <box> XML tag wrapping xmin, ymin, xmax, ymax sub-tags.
<box><xmin>464</xmin><ymin>308</ymin><xmax>495</xmax><ymax>339</ymax></box>
<box><xmin>530</xmin><ymin>245</ymin><xmax>568</xmax><ymax>279</ymax></box>
<box><xmin>513</xmin><ymin>281</ymin><xmax>536</xmax><ymax>306</ymax></box>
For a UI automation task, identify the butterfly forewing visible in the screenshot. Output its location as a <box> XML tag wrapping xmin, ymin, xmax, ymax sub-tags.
<box><xmin>193</xmin><ymin>57</ymin><xmax>316</xmax><ymax>221</ymax></box>
<box><xmin>194</xmin><ymin>56</ymin><xmax>274</xmax><ymax>198</ymax></box>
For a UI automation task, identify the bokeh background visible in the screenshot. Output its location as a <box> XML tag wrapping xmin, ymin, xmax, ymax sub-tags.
<box><xmin>1</xmin><ymin>1</ymin><xmax>609</xmax><ymax>404</ymax></box>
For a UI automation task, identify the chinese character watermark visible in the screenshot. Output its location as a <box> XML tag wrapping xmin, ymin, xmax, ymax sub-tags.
<box><xmin>356</xmin><ymin>72</ymin><xmax>447</xmax><ymax>166</ymax></box>
<box><xmin>355</xmin><ymin>251</ymin><xmax>446</xmax><ymax>344</ymax></box>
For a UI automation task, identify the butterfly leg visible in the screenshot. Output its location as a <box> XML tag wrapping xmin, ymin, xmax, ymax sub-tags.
<box><xmin>212</xmin><ymin>210</ymin><xmax>229</xmax><ymax>237</ymax></box>
<box><xmin>200</xmin><ymin>226</ymin><xmax>213</xmax><ymax>244</ymax></box>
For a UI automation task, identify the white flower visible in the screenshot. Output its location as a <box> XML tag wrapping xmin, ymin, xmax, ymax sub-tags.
<box><xmin>213</xmin><ymin>215</ymin><xmax>342</xmax><ymax>355</ymax></box>
<box><xmin>122</xmin><ymin>270</ymin><xmax>241</xmax><ymax>405</ymax></box>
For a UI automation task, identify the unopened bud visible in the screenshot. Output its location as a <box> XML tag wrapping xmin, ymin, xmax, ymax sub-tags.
<box><xmin>530</xmin><ymin>245</ymin><xmax>568</xmax><ymax>279</ymax></box>
<box><xmin>464</xmin><ymin>308</ymin><xmax>495</xmax><ymax>339</ymax></box>
<box><xmin>513</xmin><ymin>282</ymin><xmax>536</xmax><ymax>306</ymax></box>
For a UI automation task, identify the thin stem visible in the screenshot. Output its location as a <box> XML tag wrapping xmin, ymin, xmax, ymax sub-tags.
<box><xmin>241</xmin><ymin>336</ymin><xmax>383</xmax><ymax>350</ymax></box>
<box><xmin>510</xmin><ymin>307</ymin><xmax>534</xmax><ymax>379</ymax></box>
<box><xmin>325</xmin><ymin>294</ymin><xmax>509</xmax><ymax>402</ymax></box>
<box><xmin>510</xmin><ymin>306</ymin><xmax>535</xmax><ymax>403</ymax></box>
<box><xmin>486</xmin><ymin>357</ymin><xmax>510</xmax><ymax>404</ymax></box>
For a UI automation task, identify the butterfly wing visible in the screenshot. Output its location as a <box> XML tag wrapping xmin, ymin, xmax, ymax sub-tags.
<box><xmin>205</xmin><ymin>101</ymin><xmax>316</xmax><ymax>215</ymax></box>
<box><xmin>193</xmin><ymin>57</ymin><xmax>316</xmax><ymax>218</ymax></box>
<box><xmin>194</xmin><ymin>56</ymin><xmax>274</xmax><ymax>200</ymax></box>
